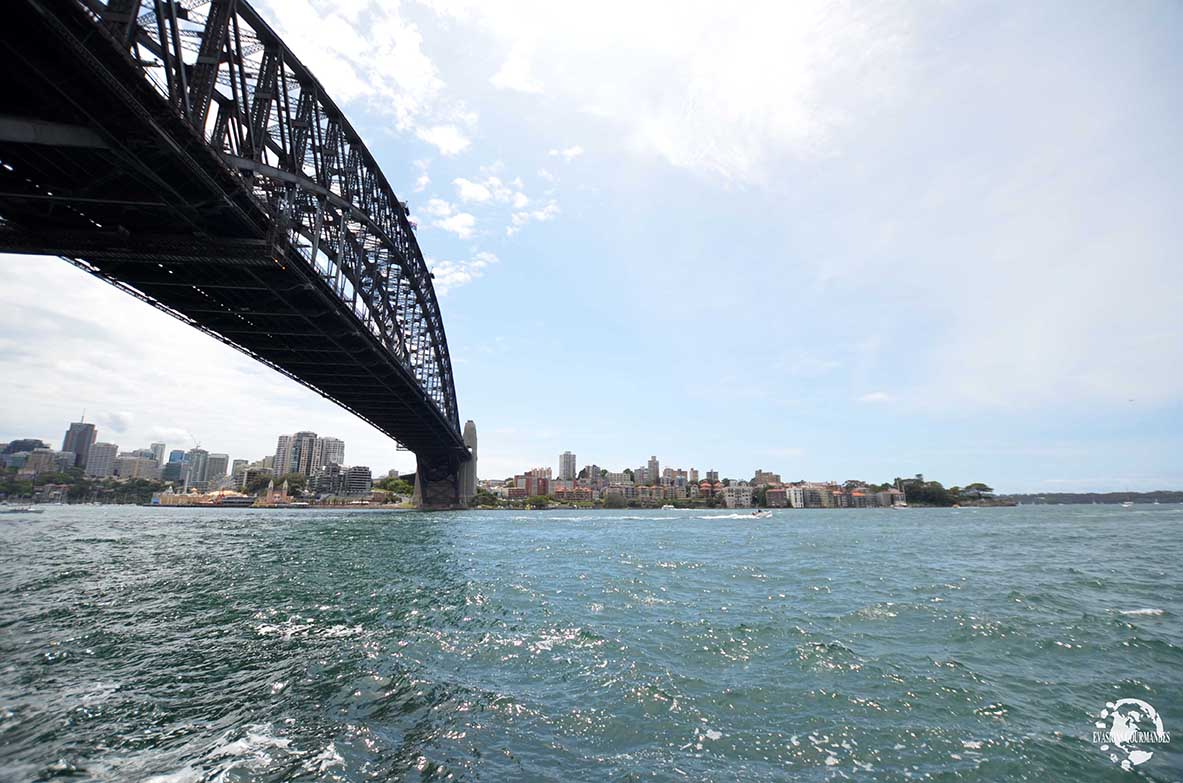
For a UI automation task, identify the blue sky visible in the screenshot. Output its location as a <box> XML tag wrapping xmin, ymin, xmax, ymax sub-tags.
<box><xmin>1</xmin><ymin>0</ymin><xmax>1181</xmax><ymax>492</ymax></box>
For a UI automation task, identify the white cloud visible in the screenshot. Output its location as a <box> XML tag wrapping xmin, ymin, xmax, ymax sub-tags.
<box><xmin>547</xmin><ymin>145</ymin><xmax>584</xmax><ymax>161</ymax></box>
<box><xmin>428</xmin><ymin>251</ymin><xmax>499</xmax><ymax>294</ymax></box>
<box><xmin>421</xmin><ymin>197</ymin><xmax>454</xmax><ymax>217</ymax></box>
<box><xmin>434</xmin><ymin>212</ymin><xmax>476</xmax><ymax>238</ymax></box>
<box><xmin>254</xmin><ymin>0</ymin><xmax>477</xmax><ymax>153</ymax></box>
<box><xmin>506</xmin><ymin>201</ymin><xmax>560</xmax><ymax>236</ymax></box>
<box><xmin>490</xmin><ymin>45</ymin><xmax>544</xmax><ymax>93</ymax></box>
<box><xmin>414</xmin><ymin>174</ymin><xmax>431</xmax><ymax>192</ymax></box>
<box><xmin>453</xmin><ymin>177</ymin><xmax>493</xmax><ymax>203</ymax></box>
<box><xmin>452</xmin><ymin>175</ymin><xmax>527</xmax><ymax>207</ymax></box>
<box><xmin>423</xmin><ymin>0</ymin><xmax>911</xmax><ymax>183</ymax></box>
<box><xmin>416</xmin><ymin>124</ymin><xmax>471</xmax><ymax>156</ymax></box>
<box><xmin>858</xmin><ymin>392</ymin><xmax>891</xmax><ymax>403</ymax></box>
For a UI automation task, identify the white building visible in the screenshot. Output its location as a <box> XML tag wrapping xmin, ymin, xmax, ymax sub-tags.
<box><xmin>85</xmin><ymin>442</ymin><xmax>119</xmax><ymax>477</ymax></box>
<box><xmin>722</xmin><ymin>483</ymin><xmax>753</xmax><ymax>508</ymax></box>
<box><xmin>559</xmin><ymin>451</ymin><xmax>576</xmax><ymax>481</ymax></box>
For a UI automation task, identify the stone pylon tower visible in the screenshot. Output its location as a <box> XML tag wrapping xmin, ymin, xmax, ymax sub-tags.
<box><xmin>459</xmin><ymin>420</ymin><xmax>478</xmax><ymax>505</ymax></box>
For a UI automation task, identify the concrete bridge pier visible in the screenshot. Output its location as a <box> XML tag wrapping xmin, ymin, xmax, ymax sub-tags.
<box><xmin>413</xmin><ymin>420</ymin><xmax>477</xmax><ymax>510</ymax></box>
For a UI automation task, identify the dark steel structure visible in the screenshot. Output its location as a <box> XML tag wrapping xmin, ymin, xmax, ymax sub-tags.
<box><xmin>0</xmin><ymin>0</ymin><xmax>470</xmax><ymax>507</ymax></box>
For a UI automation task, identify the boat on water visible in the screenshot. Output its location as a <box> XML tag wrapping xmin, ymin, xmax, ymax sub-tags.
<box><xmin>0</xmin><ymin>506</ymin><xmax>42</xmax><ymax>514</ymax></box>
<box><xmin>1121</xmin><ymin>501</ymin><xmax>1134</xmax><ymax>508</ymax></box>
<box><xmin>751</xmin><ymin>510</ymin><xmax>772</xmax><ymax>519</ymax></box>
<box><xmin>660</xmin><ymin>504</ymin><xmax>675</xmax><ymax>510</ymax></box>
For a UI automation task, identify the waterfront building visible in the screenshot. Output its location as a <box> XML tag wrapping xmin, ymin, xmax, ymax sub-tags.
<box><xmin>85</xmin><ymin>442</ymin><xmax>119</xmax><ymax>477</ymax></box>
<box><xmin>706</xmin><ymin>470</ymin><xmax>719</xmax><ymax>483</ymax></box>
<box><xmin>206</xmin><ymin>453</ymin><xmax>230</xmax><ymax>483</ymax></box>
<box><xmin>149</xmin><ymin>442</ymin><xmax>166</xmax><ymax>464</ymax></box>
<box><xmin>766</xmin><ymin>487</ymin><xmax>788</xmax><ymax>507</ymax></box>
<box><xmin>721</xmin><ymin>484</ymin><xmax>753</xmax><ymax>508</ymax></box>
<box><xmin>605</xmin><ymin>471</ymin><xmax>632</xmax><ymax>485</ymax></box>
<box><xmin>230</xmin><ymin>459</ymin><xmax>248</xmax><ymax>482</ymax></box>
<box><xmin>647</xmin><ymin>456</ymin><xmax>660</xmax><ymax>483</ymax></box>
<box><xmin>343</xmin><ymin>465</ymin><xmax>373</xmax><ymax>496</ymax></box>
<box><xmin>62</xmin><ymin>421</ymin><xmax>97</xmax><ymax>468</ymax></box>
<box><xmin>689</xmin><ymin>468</ymin><xmax>699</xmax><ymax>483</ymax></box>
<box><xmin>559</xmin><ymin>451</ymin><xmax>576</xmax><ymax>481</ymax></box>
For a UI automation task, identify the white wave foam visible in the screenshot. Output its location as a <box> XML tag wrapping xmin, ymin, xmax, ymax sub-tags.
<box><xmin>1119</xmin><ymin>608</ymin><xmax>1165</xmax><ymax>616</ymax></box>
<box><xmin>143</xmin><ymin>768</ymin><xmax>201</xmax><ymax>783</ymax></box>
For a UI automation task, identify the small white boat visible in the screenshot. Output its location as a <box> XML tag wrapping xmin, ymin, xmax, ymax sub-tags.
<box><xmin>751</xmin><ymin>510</ymin><xmax>772</xmax><ymax>519</ymax></box>
<box><xmin>661</xmin><ymin>504</ymin><xmax>675</xmax><ymax>510</ymax></box>
<box><xmin>1121</xmin><ymin>501</ymin><xmax>1134</xmax><ymax>508</ymax></box>
<box><xmin>0</xmin><ymin>506</ymin><xmax>42</xmax><ymax>514</ymax></box>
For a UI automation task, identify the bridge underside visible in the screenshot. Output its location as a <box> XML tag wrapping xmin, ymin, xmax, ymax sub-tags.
<box><xmin>0</xmin><ymin>0</ymin><xmax>469</xmax><ymax>506</ymax></box>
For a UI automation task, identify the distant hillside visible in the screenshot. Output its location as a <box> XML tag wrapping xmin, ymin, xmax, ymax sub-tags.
<box><xmin>999</xmin><ymin>491</ymin><xmax>1183</xmax><ymax>505</ymax></box>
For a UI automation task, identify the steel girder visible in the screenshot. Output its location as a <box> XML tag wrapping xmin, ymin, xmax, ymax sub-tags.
<box><xmin>75</xmin><ymin>0</ymin><xmax>460</xmax><ymax>433</ymax></box>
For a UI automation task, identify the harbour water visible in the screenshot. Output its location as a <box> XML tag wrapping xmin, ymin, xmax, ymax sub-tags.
<box><xmin>1</xmin><ymin>505</ymin><xmax>1180</xmax><ymax>781</ymax></box>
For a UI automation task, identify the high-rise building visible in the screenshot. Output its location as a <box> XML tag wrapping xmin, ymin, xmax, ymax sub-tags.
<box><xmin>116</xmin><ymin>454</ymin><xmax>160</xmax><ymax>480</ymax></box>
<box><xmin>62</xmin><ymin>422</ymin><xmax>97</xmax><ymax>469</ymax></box>
<box><xmin>689</xmin><ymin>468</ymin><xmax>699</xmax><ymax>483</ymax></box>
<box><xmin>206</xmin><ymin>453</ymin><xmax>230</xmax><ymax>483</ymax></box>
<box><xmin>648</xmin><ymin>456</ymin><xmax>660</xmax><ymax>484</ymax></box>
<box><xmin>313</xmin><ymin>437</ymin><xmax>345</xmax><ymax>471</ymax></box>
<box><xmin>559</xmin><ymin>451</ymin><xmax>576</xmax><ymax>481</ymax></box>
<box><xmin>706</xmin><ymin>469</ymin><xmax>719</xmax><ymax>483</ymax></box>
<box><xmin>231</xmin><ymin>459</ymin><xmax>248</xmax><ymax>481</ymax></box>
<box><xmin>168</xmin><ymin>449</ymin><xmax>185</xmax><ymax>463</ymax></box>
<box><xmin>273</xmin><ymin>434</ymin><xmax>293</xmax><ymax>476</ymax></box>
<box><xmin>292</xmin><ymin>431</ymin><xmax>319</xmax><ymax>476</ymax></box>
<box><xmin>185</xmin><ymin>448</ymin><xmax>209</xmax><ymax>489</ymax></box>
<box><xmin>85</xmin><ymin>442</ymin><xmax>119</xmax><ymax>477</ymax></box>
<box><xmin>149</xmin><ymin>442</ymin><xmax>166</xmax><ymax>465</ymax></box>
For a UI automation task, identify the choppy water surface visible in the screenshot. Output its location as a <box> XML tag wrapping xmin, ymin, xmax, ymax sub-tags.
<box><xmin>1</xmin><ymin>505</ymin><xmax>1180</xmax><ymax>781</ymax></box>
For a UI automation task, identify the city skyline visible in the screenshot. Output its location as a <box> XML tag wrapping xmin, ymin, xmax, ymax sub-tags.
<box><xmin>2</xmin><ymin>1</ymin><xmax>1181</xmax><ymax>493</ymax></box>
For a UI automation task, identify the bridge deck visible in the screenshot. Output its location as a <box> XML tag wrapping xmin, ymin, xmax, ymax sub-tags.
<box><xmin>0</xmin><ymin>0</ymin><xmax>467</xmax><ymax>460</ymax></box>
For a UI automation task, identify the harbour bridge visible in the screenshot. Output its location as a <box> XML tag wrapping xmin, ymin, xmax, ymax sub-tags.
<box><xmin>0</xmin><ymin>0</ymin><xmax>475</xmax><ymax>508</ymax></box>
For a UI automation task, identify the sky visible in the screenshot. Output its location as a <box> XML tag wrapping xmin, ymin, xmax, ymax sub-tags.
<box><xmin>1</xmin><ymin>0</ymin><xmax>1181</xmax><ymax>493</ymax></box>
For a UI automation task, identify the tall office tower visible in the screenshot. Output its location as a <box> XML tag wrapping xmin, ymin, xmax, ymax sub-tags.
<box><xmin>648</xmin><ymin>456</ymin><xmax>660</xmax><ymax>483</ymax></box>
<box><xmin>273</xmin><ymin>434</ymin><xmax>294</xmax><ymax>476</ymax></box>
<box><xmin>206</xmin><ymin>453</ymin><xmax>230</xmax><ymax>483</ymax></box>
<box><xmin>458</xmin><ymin>420</ymin><xmax>478</xmax><ymax>505</ymax></box>
<box><xmin>185</xmin><ymin>448</ymin><xmax>209</xmax><ymax>488</ymax></box>
<box><xmin>84</xmin><ymin>442</ymin><xmax>118</xmax><ymax>477</ymax></box>
<box><xmin>559</xmin><ymin>451</ymin><xmax>576</xmax><ymax>481</ymax></box>
<box><xmin>62</xmin><ymin>421</ymin><xmax>97</xmax><ymax>468</ymax></box>
<box><xmin>230</xmin><ymin>459</ymin><xmax>248</xmax><ymax>482</ymax></box>
<box><xmin>313</xmin><ymin>436</ymin><xmax>345</xmax><ymax>470</ymax></box>
<box><xmin>291</xmin><ymin>431</ymin><xmax>319</xmax><ymax>475</ymax></box>
<box><xmin>689</xmin><ymin>468</ymin><xmax>699</xmax><ymax>483</ymax></box>
<box><xmin>149</xmin><ymin>442</ymin><xmax>166</xmax><ymax>464</ymax></box>
<box><xmin>636</xmin><ymin>466</ymin><xmax>648</xmax><ymax>484</ymax></box>
<box><xmin>706</xmin><ymin>469</ymin><xmax>719</xmax><ymax>483</ymax></box>
<box><xmin>168</xmin><ymin>449</ymin><xmax>185</xmax><ymax>463</ymax></box>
